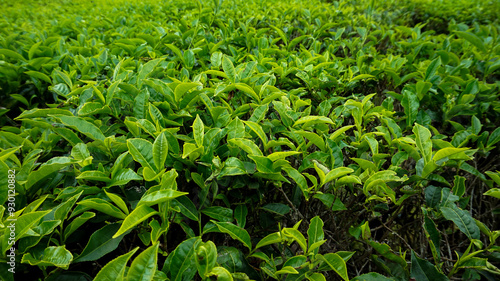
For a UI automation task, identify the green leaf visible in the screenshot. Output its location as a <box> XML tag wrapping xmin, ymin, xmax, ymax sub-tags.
<box><xmin>139</xmin><ymin>189</ymin><xmax>188</xmax><ymax>207</ymax></box>
<box><xmin>413</xmin><ymin>123</ymin><xmax>432</xmax><ymax>164</ymax></box>
<box><xmin>127</xmin><ymin>242</ymin><xmax>159</xmax><ymax>281</ymax></box>
<box><xmin>25</xmin><ymin>70</ymin><xmax>52</xmax><ymax>83</ymax></box>
<box><xmin>172</xmin><ymin>196</ymin><xmax>199</xmax><ymax>221</ymax></box>
<box><xmin>63</xmin><ymin>212</ymin><xmax>96</xmax><ymax>240</ymax></box>
<box><xmin>351</xmin><ymin>272</ymin><xmax>395</xmax><ymax>281</ymax></box>
<box><xmin>323</xmin><ymin>167</ymin><xmax>353</xmax><ymax>186</ymax></box>
<box><xmin>307</xmin><ymin>273</ymin><xmax>326</xmax><ymax>281</ymax></box>
<box><xmin>282</xmin><ymin>228</ymin><xmax>307</xmax><ymax>253</ymax></box>
<box><xmin>94</xmin><ymin>247</ymin><xmax>138</xmax><ymax>281</ymax></box>
<box><xmin>202</xmin><ymin>206</ymin><xmax>233</xmax><ymax>222</ymax></box>
<box><xmin>295</xmin><ymin>130</ymin><xmax>325</xmax><ymax>151</ymax></box>
<box><xmin>134</xmin><ymin>89</ymin><xmax>149</xmax><ymax>119</ymax></box>
<box><xmin>195</xmin><ymin>241</ymin><xmax>217</xmax><ymax>278</ymax></box>
<box><xmin>153</xmin><ymin>133</ymin><xmax>169</xmax><ymax>171</ymax></box>
<box><xmin>174</xmin><ymin>82</ymin><xmax>201</xmax><ymax>103</ymax></box>
<box><xmin>212</xmin><ymin>221</ymin><xmax>252</xmax><ymax>251</ymax></box>
<box><xmin>54</xmin><ymin>115</ymin><xmax>106</xmax><ymax>141</ymax></box>
<box><xmin>105</xmin><ymin>191</ymin><xmax>129</xmax><ymax>215</ymax></box>
<box><xmin>307</xmin><ymin>216</ymin><xmax>324</xmax><ymax>254</ymax></box>
<box><xmin>21</xmin><ymin>246</ymin><xmax>73</xmax><ymax>269</ymax></box>
<box><xmin>222</xmin><ymin>56</ymin><xmax>236</xmax><ymax>83</ymax></box>
<box><xmin>424</xmin><ymin>57</ymin><xmax>441</xmax><ymax>81</ymax></box>
<box><xmin>207</xmin><ymin>267</ymin><xmax>234</xmax><ymax>281</ymax></box>
<box><xmin>350</xmin><ymin>74</ymin><xmax>375</xmax><ymax>83</ymax></box>
<box><xmin>25</xmin><ymin>156</ymin><xmax>77</xmax><ymax>190</ymax></box>
<box><xmin>294</xmin><ymin>116</ymin><xmax>334</xmax><ymax>127</ymax></box>
<box><xmin>316</xmin><ymin>253</ymin><xmax>348</xmax><ymax>281</ymax></box>
<box><xmin>234</xmin><ymin>205</ymin><xmax>248</xmax><ymax>228</ymax></box>
<box><xmin>15</xmin><ymin>108</ymin><xmax>68</xmax><ymax>119</ymax></box>
<box><xmin>313</xmin><ymin>193</ymin><xmax>347</xmax><ymax>211</ymax></box>
<box><xmin>193</xmin><ymin>114</ymin><xmax>205</xmax><ymax>147</ymax></box>
<box><xmin>137</xmin><ymin>58</ymin><xmax>164</xmax><ymax>87</ymax></box>
<box><xmin>255</xmin><ymin>232</ymin><xmax>282</xmax><ymax>249</ymax></box>
<box><xmin>227</xmin><ymin>118</ymin><xmax>245</xmax><ymax>140</ymax></box>
<box><xmin>127</xmin><ymin>138</ymin><xmax>155</xmax><ymax>171</ymax></box>
<box><xmin>329</xmin><ymin>125</ymin><xmax>355</xmax><ymax>141</ymax></box>
<box><xmin>416</xmin><ymin>80</ymin><xmax>433</xmax><ymax>100</ymax></box>
<box><xmin>261</xmin><ymin>203</ymin><xmax>291</xmax><ymax>216</ymax></box>
<box><xmin>248</xmin><ymin>155</ymin><xmax>275</xmax><ymax>173</ymax></box>
<box><xmin>487</xmin><ymin>127</ymin><xmax>500</xmax><ymax>147</ymax></box>
<box><xmin>0</xmin><ymin>48</ymin><xmax>26</xmax><ymax>61</ymax></box>
<box><xmin>106</xmin><ymin>79</ymin><xmax>122</xmax><ymax>105</ymax></box>
<box><xmin>163</xmin><ymin>237</ymin><xmax>201</xmax><ymax>281</ymax></box>
<box><xmin>229</xmin><ymin>138</ymin><xmax>263</xmax><ymax>156</ymax></box>
<box><xmin>440</xmin><ymin>204</ymin><xmax>480</xmax><ymax>240</ymax></box>
<box><xmin>78</xmin><ymin>198</ymin><xmax>127</xmax><ymax>219</ymax></box>
<box><xmin>484</xmin><ymin>188</ymin><xmax>500</xmax><ymax>199</ymax></box>
<box><xmin>77</xmin><ymin>170</ymin><xmax>110</xmax><ymax>182</ymax></box>
<box><xmin>74</xmin><ymin>223</ymin><xmax>128</xmax><ymax>263</ymax></box>
<box><xmin>433</xmin><ymin>147</ymin><xmax>470</xmax><ymax>162</ymax></box>
<box><xmin>455</xmin><ymin>31</ymin><xmax>487</xmax><ymax>53</ymax></box>
<box><xmin>270</xmin><ymin>25</ymin><xmax>288</xmax><ymax>46</ymax></box>
<box><xmin>54</xmin><ymin>191</ymin><xmax>83</xmax><ymax>222</ymax></box>
<box><xmin>424</xmin><ymin>214</ymin><xmax>441</xmax><ymax>261</ymax></box>
<box><xmin>113</xmin><ymin>205</ymin><xmax>158</xmax><ymax>238</ymax></box>
<box><xmin>402</xmin><ymin>89</ymin><xmax>419</xmax><ymax>127</ymax></box>
<box><xmin>243</xmin><ymin>121</ymin><xmax>268</xmax><ymax>145</ymax></box>
<box><xmin>410</xmin><ymin>250</ymin><xmax>448</xmax><ymax>281</ymax></box>
<box><xmin>218</xmin><ymin>157</ymin><xmax>248</xmax><ymax>178</ymax></box>
<box><xmin>276</xmin><ymin>266</ymin><xmax>298</xmax><ymax>275</ymax></box>
<box><xmin>110</xmin><ymin>168</ymin><xmax>143</xmax><ymax>187</ymax></box>
<box><xmin>234</xmin><ymin>83</ymin><xmax>259</xmax><ymax>102</ymax></box>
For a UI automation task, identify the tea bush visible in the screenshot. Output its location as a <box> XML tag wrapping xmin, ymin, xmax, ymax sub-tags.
<box><xmin>0</xmin><ymin>0</ymin><xmax>499</xmax><ymax>280</ymax></box>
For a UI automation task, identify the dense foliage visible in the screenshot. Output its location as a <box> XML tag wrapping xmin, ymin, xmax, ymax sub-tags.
<box><xmin>1</xmin><ymin>0</ymin><xmax>500</xmax><ymax>280</ymax></box>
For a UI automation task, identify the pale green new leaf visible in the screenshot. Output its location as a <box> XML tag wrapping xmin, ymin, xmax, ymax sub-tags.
<box><xmin>127</xmin><ymin>242</ymin><xmax>159</xmax><ymax>281</ymax></box>
<box><xmin>113</xmin><ymin>205</ymin><xmax>158</xmax><ymax>238</ymax></box>
<box><xmin>193</xmin><ymin>114</ymin><xmax>204</xmax><ymax>147</ymax></box>
<box><xmin>153</xmin><ymin>133</ymin><xmax>169</xmax><ymax>170</ymax></box>
<box><xmin>94</xmin><ymin>248</ymin><xmax>138</xmax><ymax>281</ymax></box>
<box><xmin>413</xmin><ymin>123</ymin><xmax>432</xmax><ymax>164</ymax></box>
<box><xmin>21</xmin><ymin>246</ymin><xmax>73</xmax><ymax>269</ymax></box>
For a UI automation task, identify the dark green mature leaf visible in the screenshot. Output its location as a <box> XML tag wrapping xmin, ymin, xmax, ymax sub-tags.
<box><xmin>163</xmin><ymin>237</ymin><xmax>201</xmax><ymax>281</ymax></box>
<box><xmin>172</xmin><ymin>196</ymin><xmax>199</xmax><ymax>221</ymax></box>
<box><xmin>261</xmin><ymin>203</ymin><xmax>291</xmax><ymax>216</ymax></box>
<box><xmin>455</xmin><ymin>31</ymin><xmax>487</xmax><ymax>53</ymax></box>
<box><xmin>440</xmin><ymin>204</ymin><xmax>480</xmax><ymax>240</ymax></box>
<box><xmin>74</xmin><ymin>223</ymin><xmax>128</xmax><ymax>263</ymax></box>
<box><xmin>410</xmin><ymin>251</ymin><xmax>448</xmax><ymax>281</ymax></box>
<box><xmin>212</xmin><ymin>221</ymin><xmax>252</xmax><ymax>251</ymax></box>
<box><xmin>351</xmin><ymin>272</ymin><xmax>395</xmax><ymax>280</ymax></box>
<box><xmin>54</xmin><ymin>115</ymin><xmax>106</xmax><ymax>141</ymax></box>
<box><xmin>202</xmin><ymin>206</ymin><xmax>233</xmax><ymax>222</ymax></box>
<box><xmin>26</xmin><ymin>157</ymin><xmax>76</xmax><ymax>190</ymax></box>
